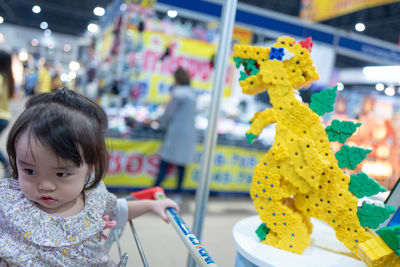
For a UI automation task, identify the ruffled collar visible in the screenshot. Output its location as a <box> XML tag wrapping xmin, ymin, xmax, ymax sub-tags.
<box><xmin>0</xmin><ymin>178</ymin><xmax>107</xmax><ymax>247</ymax></box>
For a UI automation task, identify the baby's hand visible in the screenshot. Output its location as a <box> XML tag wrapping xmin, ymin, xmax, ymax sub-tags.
<box><xmin>151</xmin><ymin>199</ymin><xmax>180</xmax><ymax>223</ymax></box>
<box><xmin>101</xmin><ymin>215</ymin><xmax>117</xmax><ymax>240</ymax></box>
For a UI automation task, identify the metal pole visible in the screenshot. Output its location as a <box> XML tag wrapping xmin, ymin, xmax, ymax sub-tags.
<box><xmin>129</xmin><ymin>220</ymin><xmax>149</xmax><ymax>267</ymax></box>
<box><xmin>188</xmin><ymin>0</ymin><xmax>238</xmax><ymax>266</ymax></box>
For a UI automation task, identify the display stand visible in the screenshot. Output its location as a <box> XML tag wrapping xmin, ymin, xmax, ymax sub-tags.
<box><xmin>233</xmin><ymin>215</ymin><xmax>365</xmax><ymax>267</ymax></box>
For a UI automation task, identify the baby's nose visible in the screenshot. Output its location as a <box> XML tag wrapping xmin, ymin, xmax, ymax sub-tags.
<box><xmin>38</xmin><ymin>180</ymin><xmax>56</xmax><ymax>191</ymax></box>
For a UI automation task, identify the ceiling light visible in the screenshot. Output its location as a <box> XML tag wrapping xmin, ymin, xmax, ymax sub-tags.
<box><xmin>60</xmin><ymin>73</ymin><xmax>69</xmax><ymax>82</ymax></box>
<box><xmin>120</xmin><ymin>4</ymin><xmax>127</xmax><ymax>11</ymax></box>
<box><xmin>167</xmin><ymin>10</ymin><xmax>178</xmax><ymax>18</ymax></box>
<box><xmin>384</xmin><ymin>86</ymin><xmax>395</xmax><ymax>96</ymax></box>
<box><xmin>375</xmin><ymin>83</ymin><xmax>384</xmax><ymax>91</ymax></box>
<box><xmin>0</xmin><ymin>16</ymin><xmax>4</xmax><ymax>24</ymax></box>
<box><xmin>69</xmin><ymin>61</ymin><xmax>80</xmax><ymax>72</ymax></box>
<box><xmin>363</xmin><ymin>66</ymin><xmax>400</xmax><ymax>83</ymax></box>
<box><xmin>32</xmin><ymin>5</ymin><xmax>41</xmax><ymax>14</ymax></box>
<box><xmin>40</xmin><ymin>21</ymin><xmax>48</xmax><ymax>30</ymax></box>
<box><xmin>68</xmin><ymin>71</ymin><xmax>76</xmax><ymax>80</ymax></box>
<box><xmin>31</xmin><ymin>39</ymin><xmax>39</xmax><ymax>46</ymax></box>
<box><xmin>87</xmin><ymin>23</ymin><xmax>99</xmax><ymax>33</ymax></box>
<box><xmin>18</xmin><ymin>50</ymin><xmax>29</xmax><ymax>62</ymax></box>
<box><xmin>44</xmin><ymin>29</ymin><xmax>52</xmax><ymax>37</ymax></box>
<box><xmin>93</xmin><ymin>7</ymin><xmax>105</xmax><ymax>16</ymax></box>
<box><xmin>64</xmin><ymin>44</ymin><xmax>71</xmax><ymax>52</ymax></box>
<box><xmin>336</xmin><ymin>82</ymin><xmax>344</xmax><ymax>91</ymax></box>
<box><xmin>355</xmin><ymin>23</ymin><xmax>365</xmax><ymax>32</ymax></box>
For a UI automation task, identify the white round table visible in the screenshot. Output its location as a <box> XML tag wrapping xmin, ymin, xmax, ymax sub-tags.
<box><xmin>233</xmin><ymin>215</ymin><xmax>366</xmax><ymax>267</ymax></box>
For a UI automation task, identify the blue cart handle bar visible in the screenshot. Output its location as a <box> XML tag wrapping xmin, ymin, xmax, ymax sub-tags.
<box><xmin>155</xmin><ymin>191</ymin><xmax>218</xmax><ymax>267</ymax></box>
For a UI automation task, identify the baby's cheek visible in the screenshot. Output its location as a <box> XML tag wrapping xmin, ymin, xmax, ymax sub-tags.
<box><xmin>61</xmin><ymin>183</ymin><xmax>85</xmax><ymax>200</ymax></box>
<box><xmin>19</xmin><ymin>179</ymin><xmax>36</xmax><ymax>199</ymax></box>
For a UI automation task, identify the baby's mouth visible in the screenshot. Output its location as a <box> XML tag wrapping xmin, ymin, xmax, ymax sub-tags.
<box><xmin>40</xmin><ymin>196</ymin><xmax>56</xmax><ymax>203</ymax></box>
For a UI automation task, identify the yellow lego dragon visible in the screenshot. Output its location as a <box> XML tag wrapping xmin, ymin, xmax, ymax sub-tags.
<box><xmin>233</xmin><ymin>36</ymin><xmax>400</xmax><ymax>266</ymax></box>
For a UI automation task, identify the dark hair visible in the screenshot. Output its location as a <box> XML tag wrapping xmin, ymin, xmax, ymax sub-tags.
<box><xmin>0</xmin><ymin>50</ymin><xmax>15</xmax><ymax>98</ymax></box>
<box><xmin>6</xmin><ymin>88</ymin><xmax>108</xmax><ymax>190</ymax></box>
<box><xmin>174</xmin><ymin>68</ymin><xmax>191</xmax><ymax>86</ymax></box>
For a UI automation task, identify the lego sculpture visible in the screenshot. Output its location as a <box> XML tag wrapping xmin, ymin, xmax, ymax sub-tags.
<box><xmin>233</xmin><ymin>36</ymin><xmax>400</xmax><ymax>266</ymax></box>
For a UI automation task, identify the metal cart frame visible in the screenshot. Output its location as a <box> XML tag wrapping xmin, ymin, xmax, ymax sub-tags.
<box><xmin>103</xmin><ymin>187</ymin><xmax>218</xmax><ymax>267</ymax></box>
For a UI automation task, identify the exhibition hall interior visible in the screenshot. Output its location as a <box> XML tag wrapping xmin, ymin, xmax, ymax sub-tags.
<box><xmin>0</xmin><ymin>0</ymin><xmax>400</xmax><ymax>266</ymax></box>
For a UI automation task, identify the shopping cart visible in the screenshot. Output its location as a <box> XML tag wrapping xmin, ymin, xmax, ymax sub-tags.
<box><xmin>103</xmin><ymin>187</ymin><xmax>218</xmax><ymax>267</ymax></box>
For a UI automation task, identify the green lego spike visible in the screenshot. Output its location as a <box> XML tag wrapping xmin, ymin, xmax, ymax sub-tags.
<box><xmin>248</xmin><ymin>65</ymin><xmax>260</xmax><ymax>76</ymax></box>
<box><xmin>237</xmin><ymin>59</ymin><xmax>259</xmax><ymax>81</ymax></box>
<box><xmin>246</xmin><ymin>133</ymin><xmax>257</xmax><ymax>144</ymax></box>
<box><xmin>349</xmin><ymin>172</ymin><xmax>387</xmax><ymax>198</ymax></box>
<box><xmin>243</xmin><ymin>59</ymin><xmax>257</xmax><ymax>69</ymax></box>
<box><xmin>335</xmin><ymin>144</ymin><xmax>372</xmax><ymax>170</ymax></box>
<box><xmin>239</xmin><ymin>71</ymin><xmax>249</xmax><ymax>81</ymax></box>
<box><xmin>377</xmin><ymin>225</ymin><xmax>400</xmax><ymax>257</ymax></box>
<box><xmin>255</xmin><ymin>223</ymin><xmax>270</xmax><ymax>241</ymax></box>
<box><xmin>309</xmin><ymin>85</ymin><xmax>338</xmax><ymax>116</ymax></box>
<box><xmin>357</xmin><ymin>202</ymin><xmax>395</xmax><ymax>229</ymax></box>
<box><xmin>233</xmin><ymin>57</ymin><xmax>244</xmax><ymax>68</ymax></box>
<box><xmin>325</xmin><ymin>120</ymin><xmax>362</xmax><ymax>144</ymax></box>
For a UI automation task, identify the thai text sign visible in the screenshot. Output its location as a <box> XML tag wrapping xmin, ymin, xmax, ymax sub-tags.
<box><xmin>104</xmin><ymin>138</ymin><xmax>265</xmax><ymax>193</ymax></box>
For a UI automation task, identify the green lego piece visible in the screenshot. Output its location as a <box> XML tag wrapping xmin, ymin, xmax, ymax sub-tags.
<box><xmin>233</xmin><ymin>57</ymin><xmax>244</xmax><ymax>68</ymax></box>
<box><xmin>255</xmin><ymin>223</ymin><xmax>270</xmax><ymax>241</ymax></box>
<box><xmin>243</xmin><ymin>59</ymin><xmax>257</xmax><ymax>70</ymax></box>
<box><xmin>357</xmin><ymin>202</ymin><xmax>395</xmax><ymax>229</ymax></box>
<box><xmin>248</xmin><ymin>65</ymin><xmax>260</xmax><ymax>76</ymax></box>
<box><xmin>246</xmin><ymin>133</ymin><xmax>257</xmax><ymax>144</ymax></box>
<box><xmin>335</xmin><ymin>144</ymin><xmax>372</xmax><ymax>170</ymax></box>
<box><xmin>309</xmin><ymin>85</ymin><xmax>338</xmax><ymax>116</ymax></box>
<box><xmin>239</xmin><ymin>71</ymin><xmax>249</xmax><ymax>81</ymax></box>
<box><xmin>325</xmin><ymin>120</ymin><xmax>362</xmax><ymax>143</ymax></box>
<box><xmin>377</xmin><ymin>225</ymin><xmax>400</xmax><ymax>257</ymax></box>
<box><xmin>349</xmin><ymin>172</ymin><xmax>387</xmax><ymax>198</ymax></box>
<box><xmin>236</xmin><ymin>59</ymin><xmax>259</xmax><ymax>81</ymax></box>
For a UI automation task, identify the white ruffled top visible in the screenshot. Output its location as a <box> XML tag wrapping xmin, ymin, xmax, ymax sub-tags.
<box><xmin>0</xmin><ymin>178</ymin><xmax>119</xmax><ymax>266</ymax></box>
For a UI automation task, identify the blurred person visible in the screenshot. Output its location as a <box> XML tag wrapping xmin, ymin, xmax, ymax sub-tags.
<box><xmin>153</xmin><ymin>68</ymin><xmax>197</xmax><ymax>198</ymax></box>
<box><xmin>51</xmin><ymin>69</ymin><xmax>63</xmax><ymax>92</ymax></box>
<box><xmin>0</xmin><ymin>50</ymin><xmax>14</xmax><ymax>175</ymax></box>
<box><xmin>36</xmin><ymin>61</ymin><xmax>51</xmax><ymax>93</ymax></box>
<box><xmin>24</xmin><ymin>67</ymin><xmax>38</xmax><ymax>95</ymax></box>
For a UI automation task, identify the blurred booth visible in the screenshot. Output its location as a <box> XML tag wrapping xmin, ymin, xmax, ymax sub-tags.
<box><xmin>104</xmin><ymin>127</ymin><xmax>268</xmax><ymax>194</ymax></box>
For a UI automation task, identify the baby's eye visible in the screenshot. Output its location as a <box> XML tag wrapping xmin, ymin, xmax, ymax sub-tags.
<box><xmin>23</xmin><ymin>169</ymin><xmax>36</xmax><ymax>175</ymax></box>
<box><xmin>56</xmin><ymin>172</ymin><xmax>68</xmax><ymax>178</ymax></box>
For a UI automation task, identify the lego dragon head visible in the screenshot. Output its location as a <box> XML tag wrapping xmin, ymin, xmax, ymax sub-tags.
<box><xmin>233</xmin><ymin>36</ymin><xmax>319</xmax><ymax>95</ymax></box>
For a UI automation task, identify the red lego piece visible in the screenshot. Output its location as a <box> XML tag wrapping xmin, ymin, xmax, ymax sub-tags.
<box><xmin>299</xmin><ymin>37</ymin><xmax>313</xmax><ymax>52</ymax></box>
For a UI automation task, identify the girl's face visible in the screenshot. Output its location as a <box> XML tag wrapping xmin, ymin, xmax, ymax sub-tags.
<box><xmin>15</xmin><ymin>132</ymin><xmax>92</xmax><ymax>216</ymax></box>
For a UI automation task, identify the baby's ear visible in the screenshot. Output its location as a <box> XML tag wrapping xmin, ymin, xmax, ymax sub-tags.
<box><xmin>86</xmin><ymin>166</ymin><xmax>96</xmax><ymax>184</ymax></box>
<box><xmin>87</xmin><ymin>165</ymin><xmax>95</xmax><ymax>176</ymax></box>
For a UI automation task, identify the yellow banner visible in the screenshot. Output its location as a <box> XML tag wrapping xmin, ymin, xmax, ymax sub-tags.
<box><xmin>99</xmin><ymin>26</ymin><xmax>115</xmax><ymax>59</ymax></box>
<box><xmin>104</xmin><ymin>138</ymin><xmax>266</xmax><ymax>193</ymax></box>
<box><xmin>233</xmin><ymin>26</ymin><xmax>253</xmax><ymax>45</ymax></box>
<box><xmin>125</xmin><ymin>0</ymin><xmax>156</xmax><ymax>7</ymax></box>
<box><xmin>135</xmin><ymin>31</ymin><xmax>234</xmax><ymax>103</ymax></box>
<box><xmin>99</xmin><ymin>29</ymin><xmax>236</xmax><ymax>104</ymax></box>
<box><xmin>300</xmin><ymin>0</ymin><xmax>400</xmax><ymax>22</ymax></box>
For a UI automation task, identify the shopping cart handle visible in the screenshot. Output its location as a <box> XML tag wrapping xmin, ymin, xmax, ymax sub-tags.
<box><xmin>155</xmin><ymin>192</ymin><xmax>218</xmax><ymax>267</ymax></box>
<box><xmin>130</xmin><ymin>187</ymin><xmax>218</xmax><ymax>266</ymax></box>
<box><xmin>130</xmin><ymin>187</ymin><xmax>165</xmax><ymax>200</ymax></box>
